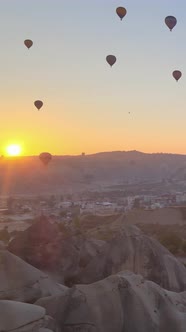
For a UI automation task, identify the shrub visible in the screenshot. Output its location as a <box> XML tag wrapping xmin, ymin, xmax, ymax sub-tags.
<box><xmin>58</xmin><ymin>223</ymin><xmax>71</xmax><ymax>237</ymax></box>
<box><xmin>182</xmin><ymin>241</ymin><xmax>186</xmax><ymax>253</ymax></box>
<box><xmin>159</xmin><ymin>232</ymin><xmax>182</xmax><ymax>254</ymax></box>
<box><xmin>73</xmin><ymin>216</ymin><xmax>81</xmax><ymax>230</ymax></box>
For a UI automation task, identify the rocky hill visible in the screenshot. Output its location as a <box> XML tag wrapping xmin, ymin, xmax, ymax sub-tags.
<box><xmin>1</xmin><ymin>214</ymin><xmax>186</xmax><ymax>331</ymax></box>
<box><xmin>1</xmin><ymin>261</ymin><xmax>186</xmax><ymax>331</ymax></box>
<box><xmin>0</xmin><ymin>248</ymin><xmax>66</xmax><ymax>303</ymax></box>
<box><xmin>8</xmin><ymin>215</ymin><xmax>186</xmax><ymax>291</ymax></box>
<box><xmin>37</xmin><ymin>271</ymin><xmax>186</xmax><ymax>332</ymax></box>
<box><xmin>1</xmin><ymin>150</ymin><xmax>186</xmax><ymax>194</ymax></box>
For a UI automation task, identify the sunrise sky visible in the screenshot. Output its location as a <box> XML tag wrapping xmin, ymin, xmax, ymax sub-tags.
<box><xmin>0</xmin><ymin>0</ymin><xmax>186</xmax><ymax>156</ymax></box>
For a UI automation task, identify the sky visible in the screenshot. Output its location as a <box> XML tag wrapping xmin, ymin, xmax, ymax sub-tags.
<box><xmin>0</xmin><ymin>0</ymin><xmax>186</xmax><ymax>156</ymax></box>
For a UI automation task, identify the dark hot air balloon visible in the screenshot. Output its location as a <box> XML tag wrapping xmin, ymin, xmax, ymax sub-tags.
<box><xmin>172</xmin><ymin>70</ymin><xmax>182</xmax><ymax>81</ymax></box>
<box><xmin>116</xmin><ymin>7</ymin><xmax>127</xmax><ymax>20</ymax></box>
<box><xmin>24</xmin><ymin>39</ymin><xmax>33</xmax><ymax>49</ymax></box>
<box><xmin>106</xmin><ymin>55</ymin><xmax>117</xmax><ymax>67</ymax></box>
<box><xmin>34</xmin><ymin>100</ymin><xmax>43</xmax><ymax>110</ymax></box>
<box><xmin>165</xmin><ymin>16</ymin><xmax>177</xmax><ymax>31</ymax></box>
<box><xmin>39</xmin><ymin>152</ymin><xmax>52</xmax><ymax>166</ymax></box>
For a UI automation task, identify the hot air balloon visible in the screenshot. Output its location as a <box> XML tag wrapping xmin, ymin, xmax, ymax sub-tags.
<box><xmin>24</xmin><ymin>39</ymin><xmax>33</xmax><ymax>49</ymax></box>
<box><xmin>172</xmin><ymin>70</ymin><xmax>182</xmax><ymax>82</ymax></box>
<box><xmin>165</xmin><ymin>16</ymin><xmax>177</xmax><ymax>31</ymax></box>
<box><xmin>39</xmin><ymin>152</ymin><xmax>52</xmax><ymax>166</ymax></box>
<box><xmin>106</xmin><ymin>55</ymin><xmax>117</xmax><ymax>67</ymax></box>
<box><xmin>116</xmin><ymin>7</ymin><xmax>127</xmax><ymax>20</ymax></box>
<box><xmin>34</xmin><ymin>100</ymin><xmax>43</xmax><ymax>110</ymax></box>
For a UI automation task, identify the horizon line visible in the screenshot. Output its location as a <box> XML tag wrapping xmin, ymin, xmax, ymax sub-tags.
<box><xmin>2</xmin><ymin>149</ymin><xmax>186</xmax><ymax>158</ymax></box>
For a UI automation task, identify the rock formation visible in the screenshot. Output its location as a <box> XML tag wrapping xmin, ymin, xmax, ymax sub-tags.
<box><xmin>36</xmin><ymin>271</ymin><xmax>186</xmax><ymax>332</ymax></box>
<box><xmin>1</xmin><ymin>269</ymin><xmax>186</xmax><ymax>331</ymax></box>
<box><xmin>0</xmin><ymin>249</ymin><xmax>66</xmax><ymax>303</ymax></box>
<box><xmin>8</xmin><ymin>216</ymin><xmax>186</xmax><ymax>291</ymax></box>
<box><xmin>0</xmin><ymin>300</ymin><xmax>58</xmax><ymax>332</ymax></box>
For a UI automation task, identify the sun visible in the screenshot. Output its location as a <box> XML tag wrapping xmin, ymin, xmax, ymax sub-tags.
<box><xmin>6</xmin><ymin>144</ymin><xmax>22</xmax><ymax>157</ymax></box>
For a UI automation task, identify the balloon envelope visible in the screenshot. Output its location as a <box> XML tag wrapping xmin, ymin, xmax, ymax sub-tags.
<box><xmin>116</xmin><ymin>7</ymin><xmax>127</xmax><ymax>20</ymax></box>
<box><xmin>165</xmin><ymin>16</ymin><xmax>177</xmax><ymax>31</ymax></box>
<box><xmin>106</xmin><ymin>55</ymin><xmax>117</xmax><ymax>67</ymax></box>
<box><xmin>24</xmin><ymin>39</ymin><xmax>33</xmax><ymax>49</ymax></box>
<box><xmin>39</xmin><ymin>152</ymin><xmax>52</xmax><ymax>166</ymax></box>
<box><xmin>172</xmin><ymin>70</ymin><xmax>182</xmax><ymax>81</ymax></box>
<box><xmin>34</xmin><ymin>100</ymin><xmax>43</xmax><ymax>110</ymax></box>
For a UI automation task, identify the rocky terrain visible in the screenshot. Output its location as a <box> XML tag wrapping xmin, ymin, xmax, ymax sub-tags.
<box><xmin>8</xmin><ymin>215</ymin><xmax>186</xmax><ymax>291</ymax></box>
<box><xmin>36</xmin><ymin>271</ymin><xmax>186</xmax><ymax>332</ymax></box>
<box><xmin>121</xmin><ymin>208</ymin><xmax>186</xmax><ymax>264</ymax></box>
<box><xmin>0</xmin><ymin>247</ymin><xmax>186</xmax><ymax>332</ymax></box>
<box><xmin>0</xmin><ymin>249</ymin><xmax>66</xmax><ymax>303</ymax></box>
<box><xmin>1</xmin><ymin>214</ymin><xmax>186</xmax><ymax>331</ymax></box>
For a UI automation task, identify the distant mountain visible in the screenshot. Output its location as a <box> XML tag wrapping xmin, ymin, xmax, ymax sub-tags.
<box><xmin>1</xmin><ymin>151</ymin><xmax>186</xmax><ymax>195</ymax></box>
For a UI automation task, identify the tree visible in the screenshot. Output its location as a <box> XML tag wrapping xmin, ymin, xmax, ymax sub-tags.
<box><xmin>48</xmin><ymin>195</ymin><xmax>56</xmax><ymax>208</ymax></box>
<box><xmin>74</xmin><ymin>216</ymin><xmax>81</xmax><ymax>229</ymax></box>
<box><xmin>133</xmin><ymin>198</ymin><xmax>140</xmax><ymax>209</ymax></box>
<box><xmin>182</xmin><ymin>241</ymin><xmax>186</xmax><ymax>253</ymax></box>
<box><xmin>59</xmin><ymin>210</ymin><xmax>67</xmax><ymax>218</ymax></box>
<box><xmin>0</xmin><ymin>226</ymin><xmax>10</xmax><ymax>243</ymax></box>
<box><xmin>7</xmin><ymin>196</ymin><xmax>14</xmax><ymax>212</ymax></box>
<box><xmin>159</xmin><ymin>232</ymin><xmax>181</xmax><ymax>254</ymax></box>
